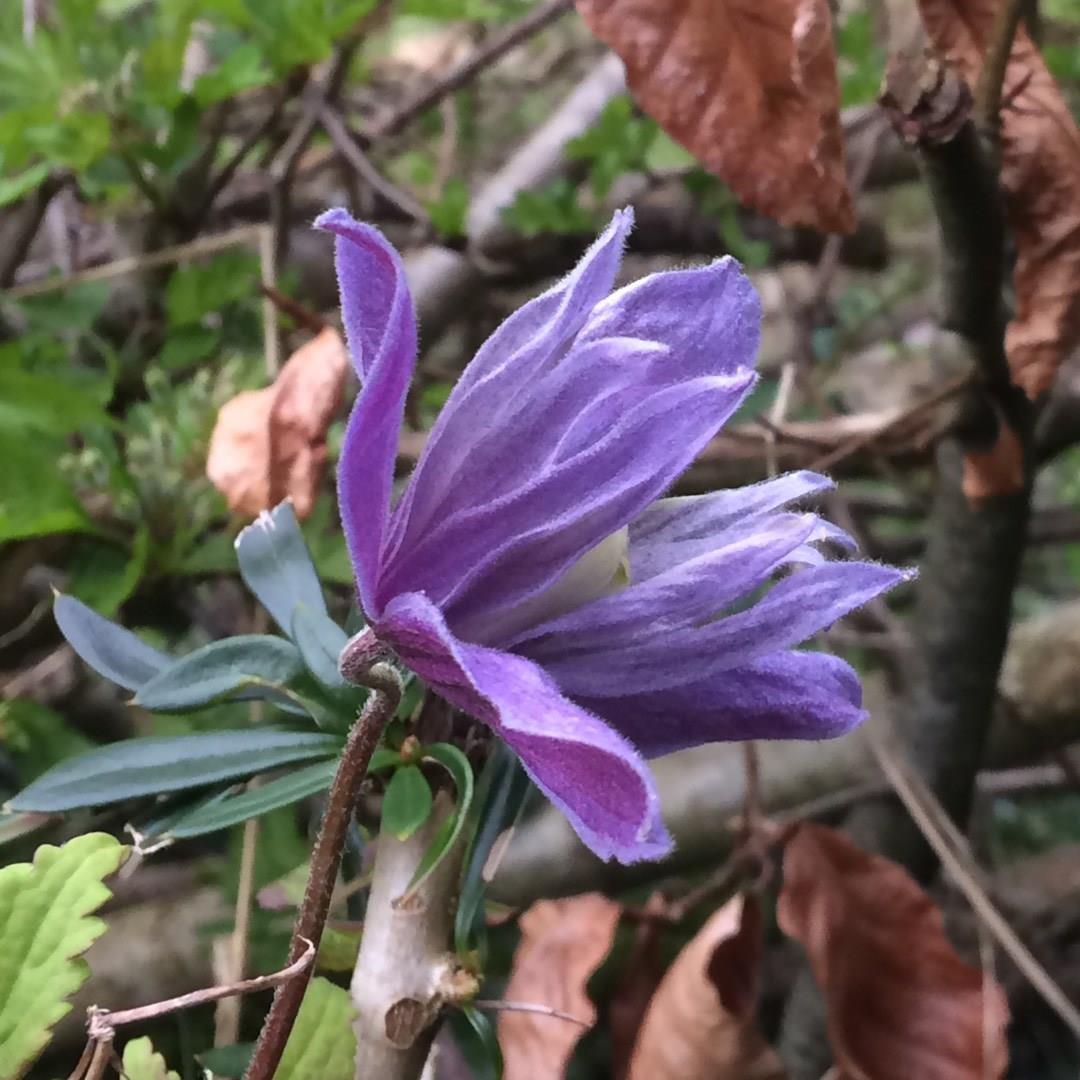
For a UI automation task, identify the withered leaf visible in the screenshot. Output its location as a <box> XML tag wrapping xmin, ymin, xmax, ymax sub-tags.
<box><xmin>778</xmin><ymin>823</ymin><xmax>1009</xmax><ymax>1080</ymax></box>
<box><xmin>498</xmin><ymin>893</ymin><xmax>621</xmax><ymax>1080</ymax></box>
<box><xmin>628</xmin><ymin>894</ymin><xmax>786</xmax><ymax>1080</ymax></box>
<box><xmin>916</xmin><ymin>0</ymin><xmax>1080</xmax><ymax>400</ymax></box>
<box><xmin>576</xmin><ymin>0</ymin><xmax>855</xmax><ymax>233</ymax></box>
<box><xmin>206</xmin><ymin>327</ymin><xmax>349</xmax><ymax>519</ymax></box>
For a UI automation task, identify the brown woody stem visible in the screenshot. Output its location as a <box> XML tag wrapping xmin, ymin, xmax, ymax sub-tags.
<box><xmin>244</xmin><ymin>664</ymin><xmax>402</xmax><ymax>1080</ymax></box>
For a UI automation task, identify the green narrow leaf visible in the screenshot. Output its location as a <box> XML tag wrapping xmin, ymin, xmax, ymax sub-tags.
<box><xmin>399</xmin><ymin>744</ymin><xmax>474</xmax><ymax>902</ymax></box>
<box><xmin>162</xmin><ymin>759</ymin><xmax>339</xmax><ymax>839</ymax></box>
<box><xmin>291</xmin><ymin>605</ymin><xmax>348</xmax><ymax>690</ymax></box>
<box><xmin>276</xmin><ymin>977</ymin><xmax>356</xmax><ymax>1080</ymax></box>
<box><xmin>454</xmin><ymin>746</ymin><xmax>530</xmax><ymax>957</ymax></box>
<box><xmin>120</xmin><ymin>1036</ymin><xmax>180</xmax><ymax>1080</ymax></box>
<box><xmin>54</xmin><ymin>593</ymin><xmax>171</xmax><ymax>691</ymax></box>
<box><xmin>133</xmin><ymin>635</ymin><xmax>304</xmax><ymax>711</ymax></box>
<box><xmin>236</xmin><ymin>502</ymin><xmax>328</xmax><ymax>633</ymax></box>
<box><xmin>381</xmin><ymin>765</ymin><xmax>433</xmax><ymax>841</ymax></box>
<box><xmin>0</xmin><ymin>833</ymin><xmax>129</xmax><ymax>1078</ymax></box>
<box><xmin>8</xmin><ymin>729</ymin><xmax>344</xmax><ymax>812</ymax></box>
<box><xmin>456</xmin><ymin>1004</ymin><xmax>503</xmax><ymax>1080</ymax></box>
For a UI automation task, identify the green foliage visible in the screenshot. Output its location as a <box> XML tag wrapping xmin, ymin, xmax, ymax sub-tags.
<box><xmin>567</xmin><ymin>96</ymin><xmax>660</xmax><ymax>198</ymax></box>
<box><xmin>0</xmin><ymin>833</ymin><xmax>128</xmax><ymax>1079</ymax></box>
<box><xmin>276</xmin><ymin>977</ymin><xmax>357</xmax><ymax>1080</ymax></box>
<box><xmin>427</xmin><ymin>177</ymin><xmax>470</xmax><ymax>238</ymax></box>
<box><xmin>837</xmin><ymin>10</ymin><xmax>884</xmax><ymax>107</ymax></box>
<box><xmin>381</xmin><ymin>764</ymin><xmax>434</xmax><ymax>840</ymax></box>
<box><xmin>0</xmin><ymin>699</ymin><xmax>92</xmax><ymax>788</ymax></box>
<box><xmin>121</xmin><ymin>1036</ymin><xmax>181</xmax><ymax>1080</ymax></box>
<box><xmin>505</xmin><ymin>178</ymin><xmax>595</xmax><ymax>237</ymax></box>
<box><xmin>8</xmin><ymin>728</ymin><xmax>343</xmax><ymax>812</ymax></box>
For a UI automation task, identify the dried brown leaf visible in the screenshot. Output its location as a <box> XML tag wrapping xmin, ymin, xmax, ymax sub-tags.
<box><xmin>777</xmin><ymin>823</ymin><xmax>1009</xmax><ymax>1080</ymax></box>
<box><xmin>961</xmin><ymin>418</ymin><xmax>1025</xmax><ymax>501</ymax></box>
<box><xmin>206</xmin><ymin>328</ymin><xmax>349</xmax><ymax>518</ymax></box>
<box><xmin>498</xmin><ymin>893</ymin><xmax>621</xmax><ymax>1080</ymax></box>
<box><xmin>916</xmin><ymin>0</ymin><xmax>1080</xmax><ymax>400</ymax></box>
<box><xmin>628</xmin><ymin>894</ymin><xmax>786</xmax><ymax>1080</ymax></box>
<box><xmin>576</xmin><ymin>0</ymin><xmax>855</xmax><ymax>233</ymax></box>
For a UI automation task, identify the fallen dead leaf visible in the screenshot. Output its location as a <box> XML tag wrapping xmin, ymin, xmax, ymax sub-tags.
<box><xmin>576</xmin><ymin>0</ymin><xmax>855</xmax><ymax>233</ymax></box>
<box><xmin>778</xmin><ymin>823</ymin><xmax>1009</xmax><ymax>1080</ymax></box>
<box><xmin>628</xmin><ymin>894</ymin><xmax>786</xmax><ymax>1080</ymax></box>
<box><xmin>498</xmin><ymin>892</ymin><xmax>621</xmax><ymax>1080</ymax></box>
<box><xmin>916</xmin><ymin>0</ymin><xmax>1080</xmax><ymax>400</ymax></box>
<box><xmin>206</xmin><ymin>327</ymin><xmax>349</xmax><ymax>518</ymax></box>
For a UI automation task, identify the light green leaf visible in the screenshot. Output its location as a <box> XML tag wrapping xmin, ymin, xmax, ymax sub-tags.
<box><xmin>317</xmin><ymin>924</ymin><xmax>362</xmax><ymax>972</ymax></box>
<box><xmin>8</xmin><ymin>729</ymin><xmax>343</xmax><ymax>812</ymax></box>
<box><xmin>381</xmin><ymin>765</ymin><xmax>433</xmax><ymax>841</ymax></box>
<box><xmin>121</xmin><ymin>1036</ymin><xmax>181</xmax><ymax>1080</ymax></box>
<box><xmin>399</xmin><ymin>743</ymin><xmax>474</xmax><ymax>902</ymax></box>
<box><xmin>133</xmin><ymin>635</ymin><xmax>304</xmax><ymax>711</ymax></box>
<box><xmin>277</xmin><ymin>977</ymin><xmax>357</xmax><ymax>1080</ymax></box>
<box><xmin>0</xmin><ymin>833</ymin><xmax>129</xmax><ymax>1079</ymax></box>
<box><xmin>0</xmin><ymin>163</ymin><xmax>49</xmax><ymax>208</ymax></box>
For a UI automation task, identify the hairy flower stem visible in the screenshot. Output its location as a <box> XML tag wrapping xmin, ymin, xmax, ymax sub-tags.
<box><xmin>350</xmin><ymin>792</ymin><xmax>475</xmax><ymax>1080</ymax></box>
<box><xmin>244</xmin><ymin>664</ymin><xmax>402</xmax><ymax>1080</ymax></box>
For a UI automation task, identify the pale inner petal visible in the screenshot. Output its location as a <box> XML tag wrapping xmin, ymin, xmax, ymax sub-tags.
<box><xmin>466</xmin><ymin>527</ymin><xmax>630</xmax><ymax>646</ymax></box>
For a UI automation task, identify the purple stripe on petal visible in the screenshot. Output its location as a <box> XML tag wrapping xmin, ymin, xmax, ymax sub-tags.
<box><xmin>538</xmin><ymin>561</ymin><xmax>911</xmax><ymax>697</ymax></box>
<box><xmin>580</xmin><ymin>650</ymin><xmax>865</xmax><ymax>756</ymax></box>
<box><xmin>383</xmin><ymin>209</ymin><xmax>633</xmax><ymax>560</ymax></box>
<box><xmin>630</xmin><ymin>471</ymin><xmax>839</xmax><ymax>580</ymax></box>
<box><xmin>510</xmin><ymin>512</ymin><xmax>821</xmax><ymax>651</ymax></box>
<box><xmin>386</xmin><ymin>371</ymin><xmax>756</xmax><ymax>635</ymax></box>
<box><xmin>316</xmin><ymin>211</ymin><xmax>418</xmax><ymax>617</ymax></box>
<box><xmin>377</xmin><ymin>591</ymin><xmax>671</xmax><ymax>864</ymax></box>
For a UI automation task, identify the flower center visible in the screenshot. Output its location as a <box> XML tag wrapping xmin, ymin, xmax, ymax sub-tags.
<box><xmin>471</xmin><ymin>527</ymin><xmax>631</xmax><ymax>645</ymax></box>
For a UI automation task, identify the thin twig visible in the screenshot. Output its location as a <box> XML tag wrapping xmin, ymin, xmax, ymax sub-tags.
<box><xmin>260</xmin><ymin>283</ymin><xmax>327</xmax><ymax>334</ymax></box>
<box><xmin>6</xmin><ymin>224</ymin><xmax>266</xmax><ymax>300</ymax></box>
<box><xmin>366</xmin><ymin>0</ymin><xmax>574</xmax><ymax>141</ymax></box>
<box><xmin>808</xmin><ymin>373</ymin><xmax>971</xmax><ymax>473</ymax></box>
<box><xmin>974</xmin><ymin>0</ymin><xmax>1028</xmax><ymax>128</ymax></box>
<box><xmin>867</xmin><ymin>721</ymin><xmax>1080</xmax><ymax>1040</ymax></box>
<box><xmin>87</xmin><ymin>939</ymin><xmax>315</xmax><ymax>1040</ymax></box>
<box><xmin>319</xmin><ymin>104</ymin><xmax>431</xmax><ymax>223</ymax></box>
<box><xmin>244</xmin><ymin>667</ymin><xmax>402</xmax><ymax>1080</ymax></box>
<box><xmin>472</xmin><ymin>1000</ymin><xmax>590</xmax><ymax>1027</ymax></box>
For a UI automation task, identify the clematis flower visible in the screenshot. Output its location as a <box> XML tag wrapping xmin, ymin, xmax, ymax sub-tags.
<box><xmin>318</xmin><ymin>207</ymin><xmax>908</xmax><ymax>864</ymax></box>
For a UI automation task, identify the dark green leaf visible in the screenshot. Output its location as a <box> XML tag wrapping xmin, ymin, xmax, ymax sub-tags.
<box><xmin>381</xmin><ymin>765</ymin><xmax>433</xmax><ymax>841</ymax></box>
<box><xmin>67</xmin><ymin>526</ymin><xmax>149</xmax><ymax>618</ymax></box>
<box><xmin>291</xmin><ymin>605</ymin><xmax>348</xmax><ymax>689</ymax></box>
<box><xmin>162</xmin><ymin>759</ymin><xmax>339</xmax><ymax>838</ymax></box>
<box><xmin>196</xmin><ymin>1043</ymin><xmax>254</xmax><ymax>1078</ymax></box>
<box><xmin>54</xmin><ymin>593</ymin><xmax>172</xmax><ymax>691</ymax></box>
<box><xmin>8</xmin><ymin>729</ymin><xmax>344</xmax><ymax>812</ymax></box>
<box><xmin>454</xmin><ymin>745</ymin><xmax>529</xmax><ymax>957</ymax></box>
<box><xmin>236</xmin><ymin>501</ymin><xmax>328</xmax><ymax>633</ymax></box>
<box><xmin>133</xmin><ymin>635</ymin><xmax>303</xmax><ymax>711</ymax></box>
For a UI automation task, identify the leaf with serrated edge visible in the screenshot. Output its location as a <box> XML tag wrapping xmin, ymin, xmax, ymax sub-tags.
<box><xmin>54</xmin><ymin>594</ymin><xmax>171</xmax><ymax>691</ymax></box>
<box><xmin>8</xmin><ymin>729</ymin><xmax>343</xmax><ymax>812</ymax></box>
<box><xmin>121</xmin><ymin>1036</ymin><xmax>181</xmax><ymax>1080</ymax></box>
<box><xmin>235</xmin><ymin>501</ymin><xmax>328</xmax><ymax>633</ymax></box>
<box><xmin>276</xmin><ymin>977</ymin><xmax>356</xmax><ymax>1080</ymax></box>
<box><xmin>0</xmin><ymin>833</ymin><xmax>129</xmax><ymax>1079</ymax></box>
<box><xmin>133</xmin><ymin>635</ymin><xmax>303</xmax><ymax>711</ymax></box>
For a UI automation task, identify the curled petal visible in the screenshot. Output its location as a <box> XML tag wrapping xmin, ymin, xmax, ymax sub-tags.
<box><xmin>580</xmin><ymin>650</ymin><xmax>866</xmax><ymax>756</ymax></box>
<box><xmin>378</xmin><ymin>591</ymin><xmax>671</xmax><ymax>863</ymax></box>
<box><xmin>316</xmin><ymin>210</ymin><xmax>417</xmax><ymax>617</ymax></box>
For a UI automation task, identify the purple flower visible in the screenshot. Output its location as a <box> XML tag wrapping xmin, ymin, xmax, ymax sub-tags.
<box><xmin>318</xmin><ymin>207</ymin><xmax>908</xmax><ymax>864</ymax></box>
